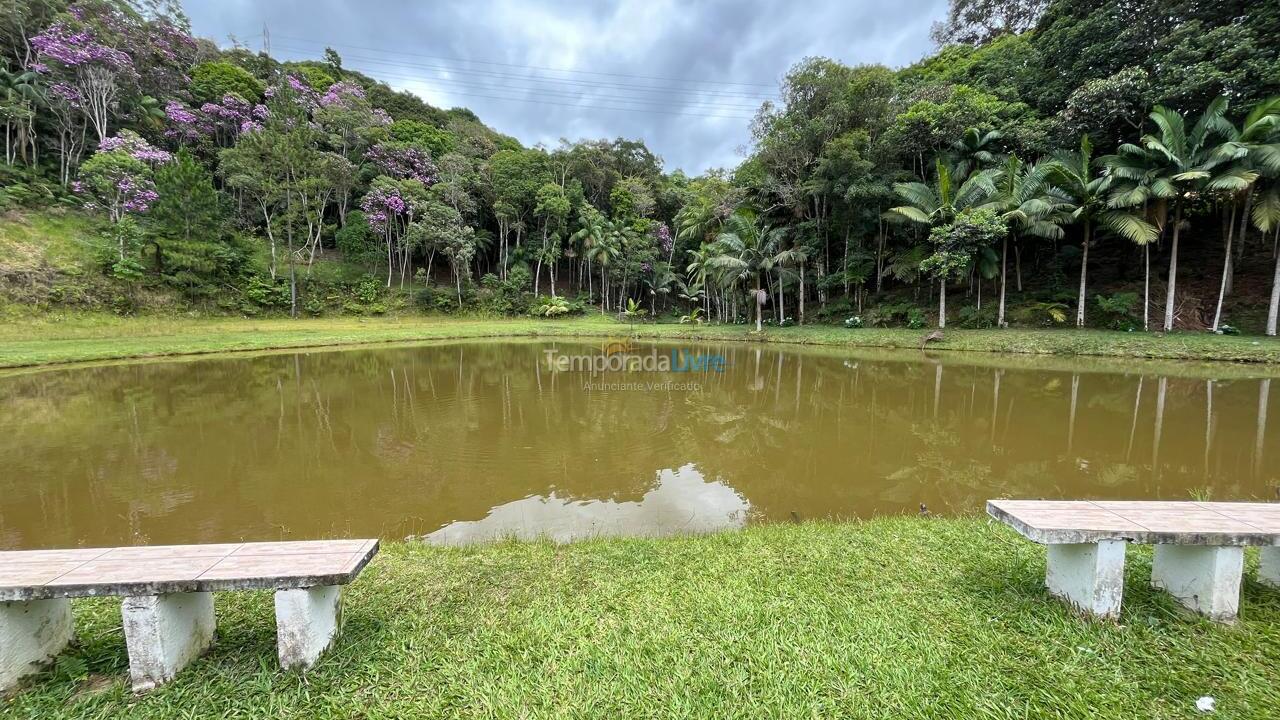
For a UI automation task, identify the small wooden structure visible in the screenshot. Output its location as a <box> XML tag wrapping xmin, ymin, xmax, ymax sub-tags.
<box><xmin>0</xmin><ymin>539</ymin><xmax>378</xmax><ymax>691</ymax></box>
<box><xmin>988</xmin><ymin>500</ymin><xmax>1279</xmax><ymax>622</ymax></box>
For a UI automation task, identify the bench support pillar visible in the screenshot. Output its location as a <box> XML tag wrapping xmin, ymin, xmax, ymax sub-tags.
<box><xmin>1045</xmin><ymin>540</ymin><xmax>1126</xmax><ymax>619</ymax></box>
<box><xmin>1151</xmin><ymin>545</ymin><xmax>1242</xmax><ymax>622</ymax></box>
<box><xmin>275</xmin><ymin>585</ymin><xmax>342</xmax><ymax>670</ymax></box>
<box><xmin>121</xmin><ymin>592</ymin><xmax>215</xmax><ymax>691</ymax></box>
<box><xmin>1260</xmin><ymin>546</ymin><xmax>1280</xmax><ymax>589</ymax></box>
<box><xmin>0</xmin><ymin>598</ymin><xmax>73</xmax><ymax>692</ymax></box>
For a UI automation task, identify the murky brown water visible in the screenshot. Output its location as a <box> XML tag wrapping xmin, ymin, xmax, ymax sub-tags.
<box><xmin>2</xmin><ymin>340</ymin><xmax>1279</xmax><ymax>549</ymax></box>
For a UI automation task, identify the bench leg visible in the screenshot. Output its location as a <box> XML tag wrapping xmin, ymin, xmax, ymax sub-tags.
<box><xmin>275</xmin><ymin>586</ymin><xmax>342</xmax><ymax>671</ymax></box>
<box><xmin>1045</xmin><ymin>540</ymin><xmax>1126</xmax><ymax>619</ymax></box>
<box><xmin>121</xmin><ymin>592</ymin><xmax>215</xmax><ymax>691</ymax></box>
<box><xmin>1260</xmin><ymin>546</ymin><xmax>1280</xmax><ymax>589</ymax></box>
<box><xmin>0</xmin><ymin>598</ymin><xmax>74</xmax><ymax>692</ymax></box>
<box><xmin>1151</xmin><ymin>545</ymin><xmax>1243</xmax><ymax>622</ymax></box>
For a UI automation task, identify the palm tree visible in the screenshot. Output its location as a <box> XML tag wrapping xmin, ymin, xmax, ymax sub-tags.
<box><xmin>0</xmin><ymin>67</ymin><xmax>42</xmax><ymax>165</ymax></box>
<box><xmin>984</xmin><ymin>155</ymin><xmax>1069</xmax><ymax>327</ymax></box>
<box><xmin>707</xmin><ymin>209</ymin><xmax>802</xmax><ymax>332</ymax></box>
<box><xmin>583</xmin><ymin>226</ymin><xmax>620</xmax><ymax>315</ymax></box>
<box><xmin>685</xmin><ymin>245</ymin><xmax>713</xmax><ymax>320</ymax></box>
<box><xmin>1108</xmin><ymin>98</ymin><xmax>1242</xmax><ymax>331</ymax></box>
<box><xmin>1052</xmin><ymin>135</ymin><xmax>1158</xmax><ymax>327</ymax></box>
<box><xmin>1247</xmin><ymin>113</ymin><xmax>1280</xmax><ymax>333</ymax></box>
<box><xmin>1210</xmin><ymin>99</ymin><xmax>1280</xmax><ymax>331</ymax></box>
<box><xmin>570</xmin><ymin>205</ymin><xmax>607</xmax><ymax>304</ymax></box>
<box><xmin>949</xmin><ymin>128</ymin><xmax>1004</xmax><ymax>181</ymax></box>
<box><xmin>887</xmin><ymin>159</ymin><xmax>998</xmax><ymax>328</ymax></box>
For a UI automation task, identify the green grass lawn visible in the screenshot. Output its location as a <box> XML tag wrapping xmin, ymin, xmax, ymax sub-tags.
<box><xmin>5</xmin><ymin>519</ymin><xmax>1278</xmax><ymax>719</ymax></box>
<box><xmin>4</xmin><ymin>313</ymin><xmax>1280</xmax><ymax>369</ymax></box>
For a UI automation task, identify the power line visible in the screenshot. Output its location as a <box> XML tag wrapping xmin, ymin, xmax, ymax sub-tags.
<box><xmin>300</xmin><ymin>61</ymin><xmax>756</xmax><ymax>120</ymax></box>
<box><xmin>267</xmin><ymin>32</ymin><xmax>778</xmax><ymax>89</ymax></box>
<box><xmin>271</xmin><ymin>46</ymin><xmax>765</xmax><ymax>113</ymax></box>
<box><xmin>270</xmin><ymin>41</ymin><xmax>778</xmax><ymax>101</ymax></box>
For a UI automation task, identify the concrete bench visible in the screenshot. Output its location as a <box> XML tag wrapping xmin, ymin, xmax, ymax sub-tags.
<box><xmin>0</xmin><ymin>539</ymin><xmax>378</xmax><ymax>692</ymax></box>
<box><xmin>987</xmin><ymin>500</ymin><xmax>1279</xmax><ymax>622</ymax></box>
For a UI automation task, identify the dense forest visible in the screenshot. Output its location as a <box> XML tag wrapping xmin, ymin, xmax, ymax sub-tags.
<box><xmin>2</xmin><ymin>0</ymin><xmax>1279</xmax><ymax>333</ymax></box>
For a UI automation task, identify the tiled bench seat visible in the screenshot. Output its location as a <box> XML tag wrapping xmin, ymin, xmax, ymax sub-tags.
<box><xmin>987</xmin><ymin>500</ymin><xmax>1278</xmax><ymax>622</ymax></box>
<box><xmin>0</xmin><ymin>539</ymin><xmax>378</xmax><ymax>691</ymax></box>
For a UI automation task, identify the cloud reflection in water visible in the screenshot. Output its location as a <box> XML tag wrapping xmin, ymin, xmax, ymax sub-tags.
<box><xmin>424</xmin><ymin>464</ymin><xmax>748</xmax><ymax>545</ymax></box>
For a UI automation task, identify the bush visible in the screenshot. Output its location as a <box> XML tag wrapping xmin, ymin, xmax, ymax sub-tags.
<box><xmin>477</xmin><ymin>268</ymin><xmax>531</xmax><ymax>315</ymax></box>
<box><xmin>335</xmin><ymin>212</ymin><xmax>380</xmax><ymax>263</ymax></box>
<box><xmin>415</xmin><ymin>284</ymin><xmax>467</xmax><ymax>313</ymax></box>
<box><xmin>1093</xmin><ymin>292</ymin><xmax>1138</xmax><ymax>330</ymax></box>
<box><xmin>957</xmin><ymin>302</ymin><xmax>997</xmax><ymax>329</ymax></box>
<box><xmin>190</xmin><ymin>61</ymin><xmax>265</xmax><ymax>104</ymax></box>
<box><xmin>906</xmin><ymin>307</ymin><xmax>927</xmax><ymax>329</ymax></box>
<box><xmin>529</xmin><ymin>295</ymin><xmax>583</xmax><ymax>317</ymax></box>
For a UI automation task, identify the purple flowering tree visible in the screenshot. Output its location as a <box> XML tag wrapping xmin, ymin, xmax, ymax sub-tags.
<box><xmin>77</xmin><ymin>130</ymin><xmax>171</xmax><ymax>260</ymax></box>
<box><xmin>164</xmin><ymin>95</ymin><xmax>270</xmax><ymax>147</ymax></box>
<box><xmin>30</xmin><ymin>17</ymin><xmax>136</xmax><ymax>144</ymax></box>
<box><xmin>364</xmin><ymin>142</ymin><xmax>437</xmax><ymax>184</ymax></box>
<box><xmin>360</xmin><ymin>176</ymin><xmax>430</xmax><ymax>287</ymax></box>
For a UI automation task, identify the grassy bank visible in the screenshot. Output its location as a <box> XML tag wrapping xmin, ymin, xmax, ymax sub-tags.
<box><xmin>5</xmin><ymin>519</ymin><xmax>1279</xmax><ymax>719</ymax></box>
<box><xmin>4</xmin><ymin>313</ymin><xmax>1280</xmax><ymax>369</ymax></box>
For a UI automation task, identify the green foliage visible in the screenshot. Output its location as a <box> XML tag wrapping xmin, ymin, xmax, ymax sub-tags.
<box><xmin>190</xmin><ymin>61</ymin><xmax>265</xmax><ymax>103</ymax></box>
<box><xmin>529</xmin><ymin>294</ymin><xmax>583</xmax><ymax>317</ymax></box>
<box><xmin>1093</xmin><ymin>292</ymin><xmax>1139</xmax><ymax>330</ymax></box>
<box><xmin>477</xmin><ymin>267</ymin><xmax>532</xmax><ymax>315</ymax></box>
<box><xmin>293</xmin><ymin>65</ymin><xmax>335</xmax><ymax>91</ymax></box>
<box><xmin>921</xmin><ymin>208</ymin><xmax>1007</xmax><ymax>282</ymax></box>
<box><xmin>335</xmin><ymin>211</ymin><xmax>379</xmax><ymax>262</ymax></box>
<box><xmin>388</xmin><ymin>119</ymin><xmax>455</xmax><ymax>158</ymax></box>
<box><xmin>147</xmin><ymin>149</ymin><xmax>233</xmax><ymax>294</ymax></box>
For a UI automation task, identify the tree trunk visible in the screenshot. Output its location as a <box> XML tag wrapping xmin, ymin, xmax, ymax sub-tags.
<box><xmin>997</xmin><ymin>235</ymin><xmax>1008</xmax><ymax>328</ymax></box>
<box><xmin>938</xmin><ymin>278</ymin><xmax>947</xmax><ymax>329</ymax></box>
<box><xmin>1014</xmin><ymin>244</ymin><xmax>1023</xmax><ymax>291</ymax></box>
<box><xmin>1143</xmin><ymin>243</ymin><xmax>1151</xmax><ymax>332</ymax></box>
<box><xmin>754</xmin><ymin>279</ymin><xmax>763</xmax><ymax>332</ymax></box>
<box><xmin>799</xmin><ymin>264</ymin><xmax>806</xmax><ymax>325</ymax></box>
<box><xmin>1267</xmin><ymin>229</ymin><xmax>1280</xmax><ymax>336</ymax></box>
<box><xmin>1212</xmin><ymin>203</ymin><xmax>1236</xmax><ymax>332</ymax></box>
<box><xmin>1076</xmin><ymin>221</ymin><xmax>1090</xmax><ymax>327</ymax></box>
<box><xmin>1163</xmin><ymin>202</ymin><xmax>1182</xmax><ymax>332</ymax></box>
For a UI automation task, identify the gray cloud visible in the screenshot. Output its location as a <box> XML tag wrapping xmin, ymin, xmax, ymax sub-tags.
<box><xmin>186</xmin><ymin>0</ymin><xmax>946</xmax><ymax>174</ymax></box>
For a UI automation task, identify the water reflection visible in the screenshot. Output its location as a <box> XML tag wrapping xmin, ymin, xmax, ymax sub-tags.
<box><xmin>0</xmin><ymin>340</ymin><xmax>1278</xmax><ymax>549</ymax></box>
<box><xmin>424</xmin><ymin>464</ymin><xmax>748</xmax><ymax>545</ymax></box>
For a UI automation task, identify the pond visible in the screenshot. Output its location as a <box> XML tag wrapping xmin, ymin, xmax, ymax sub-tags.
<box><xmin>2</xmin><ymin>339</ymin><xmax>1278</xmax><ymax>549</ymax></box>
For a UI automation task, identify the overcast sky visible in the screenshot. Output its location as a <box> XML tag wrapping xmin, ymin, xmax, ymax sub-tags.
<box><xmin>184</xmin><ymin>0</ymin><xmax>946</xmax><ymax>175</ymax></box>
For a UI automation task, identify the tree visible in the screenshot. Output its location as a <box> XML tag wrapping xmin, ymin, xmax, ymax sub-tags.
<box><xmin>77</xmin><ymin>131</ymin><xmax>170</xmax><ymax>259</ymax></box>
<box><xmin>0</xmin><ymin>66</ymin><xmax>41</xmax><ymax>165</ymax></box>
<box><xmin>1210</xmin><ymin>99</ymin><xmax>1280</xmax><ymax>332</ymax></box>
<box><xmin>921</xmin><ymin>208</ymin><xmax>1007</xmax><ymax>328</ymax></box>
<box><xmin>533</xmin><ymin>182</ymin><xmax>570</xmax><ymax>295</ymax></box>
<box><xmin>930</xmin><ymin>0</ymin><xmax>1048</xmax><ymax>47</ymax></box>
<box><xmin>984</xmin><ymin>155</ymin><xmax>1066</xmax><ymax>327</ymax></box>
<box><xmin>1107</xmin><ymin>98</ymin><xmax>1247</xmax><ymax>331</ymax></box>
<box><xmin>949</xmin><ymin>128</ymin><xmax>1004</xmax><ymax>180</ymax></box>
<box><xmin>485</xmin><ymin>148</ymin><xmax>550</xmax><ymax>280</ymax></box>
<box><xmin>888</xmin><ymin>160</ymin><xmax>998</xmax><ymax>326</ymax></box>
<box><xmin>146</xmin><ymin>148</ymin><xmax>226</xmax><ymax>286</ymax></box>
<box><xmin>707</xmin><ymin>209</ymin><xmax>802</xmax><ymax>332</ymax></box>
<box><xmin>413</xmin><ymin>200</ymin><xmax>474</xmax><ymax>305</ymax></box>
<box><xmin>189</xmin><ymin>61</ymin><xmax>263</xmax><ymax>104</ymax></box>
<box><xmin>1050</xmin><ymin>135</ymin><xmax>1156</xmax><ymax>327</ymax></box>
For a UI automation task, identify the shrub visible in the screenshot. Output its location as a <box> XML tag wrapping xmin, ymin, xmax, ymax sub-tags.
<box><xmin>529</xmin><ymin>295</ymin><xmax>583</xmax><ymax>318</ymax></box>
<box><xmin>335</xmin><ymin>212</ymin><xmax>379</xmax><ymax>263</ymax></box>
<box><xmin>1093</xmin><ymin>292</ymin><xmax>1138</xmax><ymax>330</ymax></box>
